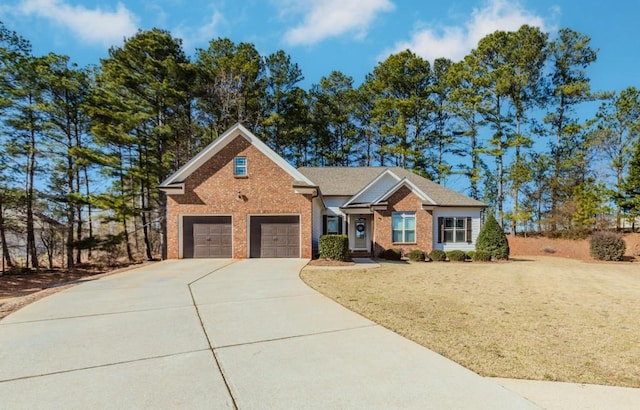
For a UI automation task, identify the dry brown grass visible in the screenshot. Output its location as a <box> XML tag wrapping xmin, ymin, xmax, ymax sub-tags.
<box><xmin>301</xmin><ymin>257</ymin><xmax>640</xmax><ymax>387</ymax></box>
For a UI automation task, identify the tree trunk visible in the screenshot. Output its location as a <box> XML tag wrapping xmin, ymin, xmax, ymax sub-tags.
<box><xmin>67</xmin><ymin>139</ymin><xmax>75</xmax><ymax>270</ymax></box>
<box><xmin>26</xmin><ymin>119</ymin><xmax>39</xmax><ymax>270</ymax></box>
<box><xmin>470</xmin><ymin>114</ymin><xmax>479</xmax><ymax>201</ymax></box>
<box><xmin>159</xmin><ymin>191</ymin><xmax>168</xmax><ymax>260</ymax></box>
<box><xmin>0</xmin><ymin>199</ymin><xmax>14</xmax><ymax>269</ymax></box>
<box><xmin>122</xmin><ymin>217</ymin><xmax>134</xmax><ymax>262</ymax></box>
<box><xmin>84</xmin><ymin>167</ymin><xmax>93</xmax><ymax>258</ymax></box>
<box><xmin>511</xmin><ymin>116</ymin><xmax>522</xmax><ymax>236</ymax></box>
<box><xmin>141</xmin><ymin>185</ymin><xmax>153</xmax><ymax>261</ymax></box>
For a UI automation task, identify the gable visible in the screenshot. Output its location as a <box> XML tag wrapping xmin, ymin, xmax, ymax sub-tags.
<box><xmin>373</xmin><ymin>178</ymin><xmax>436</xmax><ymax>206</ymax></box>
<box><xmin>159</xmin><ymin>123</ymin><xmax>314</xmax><ymax>194</ymax></box>
<box><xmin>344</xmin><ymin>169</ymin><xmax>400</xmax><ymax>206</ymax></box>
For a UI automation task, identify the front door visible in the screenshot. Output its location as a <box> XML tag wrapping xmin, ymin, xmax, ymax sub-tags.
<box><xmin>354</xmin><ymin>216</ymin><xmax>368</xmax><ymax>249</ymax></box>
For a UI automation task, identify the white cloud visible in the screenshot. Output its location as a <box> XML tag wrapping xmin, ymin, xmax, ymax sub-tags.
<box><xmin>16</xmin><ymin>0</ymin><xmax>138</xmax><ymax>46</ymax></box>
<box><xmin>383</xmin><ymin>0</ymin><xmax>553</xmax><ymax>62</ymax></box>
<box><xmin>281</xmin><ymin>0</ymin><xmax>394</xmax><ymax>46</ymax></box>
<box><xmin>174</xmin><ymin>10</ymin><xmax>225</xmax><ymax>50</ymax></box>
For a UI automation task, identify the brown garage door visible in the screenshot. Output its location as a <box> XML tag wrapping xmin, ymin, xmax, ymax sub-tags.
<box><xmin>183</xmin><ymin>216</ymin><xmax>232</xmax><ymax>258</ymax></box>
<box><xmin>250</xmin><ymin>216</ymin><xmax>299</xmax><ymax>258</ymax></box>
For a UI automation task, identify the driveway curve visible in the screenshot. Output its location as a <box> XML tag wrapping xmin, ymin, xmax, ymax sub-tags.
<box><xmin>0</xmin><ymin>259</ymin><xmax>537</xmax><ymax>409</ymax></box>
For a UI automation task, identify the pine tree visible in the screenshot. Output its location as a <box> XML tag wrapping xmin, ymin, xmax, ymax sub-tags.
<box><xmin>621</xmin><ymin>137</ymin><xmax>640</xmax><ymax>230</ymax></box>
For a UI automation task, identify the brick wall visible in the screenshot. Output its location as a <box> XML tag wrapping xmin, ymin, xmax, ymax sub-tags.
<box><xmin>373</xmin><ymin>186</ymin><xmax>433</xmax><ymax>256</ymax></box>
<box><xmin>166</xmin><ymin>135</ymin><xmax>313</xmax><ymax>258</ymax></box>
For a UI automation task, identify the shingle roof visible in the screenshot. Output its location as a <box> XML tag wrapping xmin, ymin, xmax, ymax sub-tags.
<box><xmin>297</xmin><ymin>166</ymin><xmax>485</xmax><ymax>207</ymax></box>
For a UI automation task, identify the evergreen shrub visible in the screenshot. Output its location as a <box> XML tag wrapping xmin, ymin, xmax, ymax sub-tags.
<box><xmin>429</xmin><ymin>249</ymin><xmax>447</xmax><ymax>261</ymax></box>
<box><xmin>407</xmin><ymin>249</ymin><xmax>426</xmax><ymax>262</ymax></box>
<box><xmin>447</xmin><ymin>250</ymin><xmax>467</xmax><ymax>262</ymax></box>
<box><xmin>381</xmin><ymin>248</ymin><xmax>402</xmax><ymax>260</ymax></box>
<box><xmin>472</xmin><ymin>250</ymin><xmax>491</xmax><ymax>262</ymax></box>
<box><xmin>590</xmin><ymin>231</ymin><xmax>626</xmax><ymax>261</ymax></box>
<box><xmin>476</xmin><ymin>214</ymin><xmax>510</xmax><ymax>260</ymax></box>
<box><xmin>319</xmin><ymin>235</ymin><xmax>349</xmax><ymax>261</ymax></box>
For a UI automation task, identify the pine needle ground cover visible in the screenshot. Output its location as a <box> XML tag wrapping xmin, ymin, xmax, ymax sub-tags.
<box><xmin>301</xmin><ymin>257</ymin><xmax>640</xmax><ymax>387</ymax></box>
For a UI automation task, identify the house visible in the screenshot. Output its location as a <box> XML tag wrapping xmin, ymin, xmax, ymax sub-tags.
<box><xmin>159</xmin><ymin>124</ymin><xmax>486</xmax><ymax>259</ymax></box>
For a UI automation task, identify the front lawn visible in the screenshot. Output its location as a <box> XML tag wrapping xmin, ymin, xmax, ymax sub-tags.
<box><xmin>301</xmin><ymin>257</ymin><xmax>640</xmax><ymax>387</ymax></box>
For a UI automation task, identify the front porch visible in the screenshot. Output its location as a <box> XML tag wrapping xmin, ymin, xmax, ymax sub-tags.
<box><xmin>345</xmin><ymin>212</ymin><xmax>374</xmax><ymax>257</ymax></box>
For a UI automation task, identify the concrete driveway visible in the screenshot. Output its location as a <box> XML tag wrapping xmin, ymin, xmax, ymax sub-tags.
<box><xmin>0</xmin><ymin>259</ymin><xmax>537</xmax><ymax>409</ymax></box>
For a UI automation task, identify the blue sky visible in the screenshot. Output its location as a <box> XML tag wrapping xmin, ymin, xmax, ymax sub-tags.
<box><xmin>1</xmin><ymin>0</ymin><xmax>639</xmax><ymax>96</ymax></box>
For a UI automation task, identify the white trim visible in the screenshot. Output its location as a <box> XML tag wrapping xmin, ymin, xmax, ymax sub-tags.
<box><xmin>159</xmin><ymin>123</ymin><xmax>315</xmax><ymax>190</ymax></box>
<box><xmin>432</xmin><ymin>207</ymin><xmax>483</xmax><ymax>252</ymax></box>
<box><xmin>233</xmin><ymin>156</ymin><xmax>247</xmax><ymax>176</ymax></box>
<box><xmin>247</xmin><ymin>213</ymin><xmax>302</xmax><ymax>258</ymax></box>
<box><xmin>179</xmin><ymin>214</ymin><xmax>233</xmax><ymax>259</ymax></box>
<box><xmin>341</xmin><ymin>207</ymin><xmax>373</xmax><ymax>215</ymax></box>
<box><xmin>294</xmin><ymin>187</ymin><xmax>318</xmax><ymax>195</ymax></box>
<box><xmin>342</xmin><ymin>169</ymin><xmax>400</xmax><ymax>207</ymax></box>
<box><xmin>158</xmin><ymin>185</ymin><xmax>185</xmax><ymax>195</ymax></box>
<box><xmin>373</xmin><ymin>178</ymin><xmax>437</xmax><ymax>205</ymax></box>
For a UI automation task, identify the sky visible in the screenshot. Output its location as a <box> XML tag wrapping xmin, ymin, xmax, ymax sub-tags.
<box><xmin>1</xmin><ymin>0</ymin><xmax>639</xmax><ymax>95</ymax></box>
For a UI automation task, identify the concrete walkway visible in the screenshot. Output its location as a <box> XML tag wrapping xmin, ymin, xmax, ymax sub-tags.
<box><xmin>0</xmin><ymin>259</ymin><xmax>537</xmax><ymax>409</ymax></box>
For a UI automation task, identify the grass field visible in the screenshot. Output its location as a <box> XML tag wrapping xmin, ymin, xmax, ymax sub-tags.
<box><xmin>301</xmin><ymin>257</ymin><xmax>640</xmax><ymax>387</ymax></box>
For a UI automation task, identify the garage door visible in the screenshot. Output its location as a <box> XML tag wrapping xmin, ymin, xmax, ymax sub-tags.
<box><xmin>183</xmin><ymin>216</ymin><xmax>232</xmax><ymax>258</ymax></box>
<box><xmin>250</xmin><ymin>216</ymin><xmax>300</xmax><ymax>258</ymax></box>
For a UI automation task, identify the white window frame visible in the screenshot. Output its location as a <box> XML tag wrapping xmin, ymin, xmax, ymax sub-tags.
<box><xmin>392</xmin><ymin>212</ymin><xmax>416</xmax><ymax>243</ymax></box>
<box><xmin>443</xmin><ymin>217</ymin><xmax>467</xmax><ymax>243</ymax></box>
<box><xmin>234</xmin><ymin>156</ymin><xmax>247</xmax><ymax>176</ymax></box>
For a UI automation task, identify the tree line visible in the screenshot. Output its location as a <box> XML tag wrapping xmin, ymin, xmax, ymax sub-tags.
<box><xmin>1</xmin><ymin>21</ymin><xmax>639</xmax><ymax>270</ymax></box>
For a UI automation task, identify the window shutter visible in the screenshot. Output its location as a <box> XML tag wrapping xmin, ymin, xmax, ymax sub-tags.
<box><xmin>438</xmin><ymin>217</ymin><xmax>444</xmax><ymax>243</ymax></box>
<box><xmin>338</xmin><ymin>216</ymin><xmax>343</xmax><ymax>234</ymax></box>
<box><xmin>322</xmin><ymin>215</ymin><xmax>327</xmax><ymax>235</ymax></box>
<box><xmin>466</xmin><ymin>217</ymin><xmax>472</xmax><ymax>243</ymax></box>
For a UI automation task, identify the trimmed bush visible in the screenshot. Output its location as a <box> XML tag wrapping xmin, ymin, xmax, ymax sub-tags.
<box><xmin>407</xmin><ymin>249</ymin><xmax>426</xmax><ymax>262</ymax></box>
<box><xmin>447</xmin><ymin>250</ymin><xmax>467</xmax><ymax>262</ymax></box>
<box><xmin>466</xmin><ymin>251</ymin><xmax>476</xmax><ymax>260</ymax></box>
<box><xmin>381</xmin><ymin>248</ymin><xmax>402</xmax><ymax>260</ymax></box>
<box><xmin>590</xmin><ymin>231</ymin><xmax>626</xmax><ymax>261</ymax></box>
<box><xmin>472</xmin><ymin>250</ymin><xmax>491</xmax><ymax>262</ymax></box>
<box><xmin>429</xmin><ymin>249</ymin><xmax>447</xmax><ymax>262</ymax></box>
<box><xmin>319</xmin><ymin>235</ymin><xmax>349</xmax><ymax>261</ymax></box>
<box><xmin>476</xmin><ymin>214</ymin><xmax>510</xmax><ymax>260</ymax></box>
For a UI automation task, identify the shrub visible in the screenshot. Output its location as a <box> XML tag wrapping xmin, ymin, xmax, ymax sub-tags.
<box><xmin>319</xmin><ymin>235</ymin><xmax>349</xmax><ymax>261</ymax></box>
<box><xmin>472</xmin><ymin>250</ymin><xmax>491</xmax><ymax>262</ymax></box>
<box><xmin>476</xmin><ymin>214</ymin><xmax>510</xmax><ymax>260</ymax></box>
<box><xmin>589</xmin><ymin>231</ymin><xmax>626</xmax><ymax>261</ymax></box>
<box><xmin>447</xmin><ymin>250</ymin><xmax>467</xmax><ymax>262</ymax></box>
<box><xmin>407</xmin><ymin>249</ymin><xmax>426</xmax><ymax>262</ymax></box>
<box><xmin>381</xmin><ymin>248</ymin><xmax>402</xmax><ymax>260</ymax></box>
<box><xmin>429</xmin><ymin>249</ymin><xmax>447</xmax><ymax>262</ymax></box>
<box><xmin>466</xmin><ymin>251</ymin><xmax>476</xmax><ymax>260</ymax></box>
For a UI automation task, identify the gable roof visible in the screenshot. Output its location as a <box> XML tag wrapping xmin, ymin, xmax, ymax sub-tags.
<box><xmin>159</xmin><ymin>123</ymin><xmax>315</xmax><ymax>190</ymax></box>
<box><xmin>372</xmin><ymin>177</ymin><xmax>437</xmax><ymax>205</ymax></box>
<box><xmin>297</xmin><ymin>167</ymin><xmax>485</xmax><ymax>207</ymax></box>
<box><xmin>342</xmin><ymin>168</ymin><xmax>400</xmax><ymax>207</ymax></box>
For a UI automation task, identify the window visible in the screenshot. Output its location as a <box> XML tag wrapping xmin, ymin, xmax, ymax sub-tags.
<box><xmin>323</xmin><ymin>215</ymin><xmax>342</xmax><ymax>235</ymax></box>
<box><xmin>326</xmin><ymin>216</ymin><xmax>339</xmax><ymax>234</ymax></box>
<box><xmin>234</xmin><ymin>157</ymin><xmax>247</xmax><ymax>176</ymax></box>
<box><xmin>439</xmin><ymin>217</ymin><xmax>472</xmax><ymax>243</ymax></box>
<box><xmin>392</xmin><ymin>212</ymin><xmax>415</xmax><ymax>243</ymax></box>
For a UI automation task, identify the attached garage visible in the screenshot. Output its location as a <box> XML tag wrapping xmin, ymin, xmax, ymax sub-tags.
<box><xmin>250</xmin><ymin>216</ymin><xmax>300</xmax><ymax>258</ymax></box>
<box><xmin>182</xmin><ymin>216</ymin><xmax>232</xmax><ymax>258</ymax></box>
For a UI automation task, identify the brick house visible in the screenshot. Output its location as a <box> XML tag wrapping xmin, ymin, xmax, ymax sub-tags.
<box><xmin>159</xmin><ymin>124</ymin><xmax>486</xmax><ymax>259</ymax></box>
